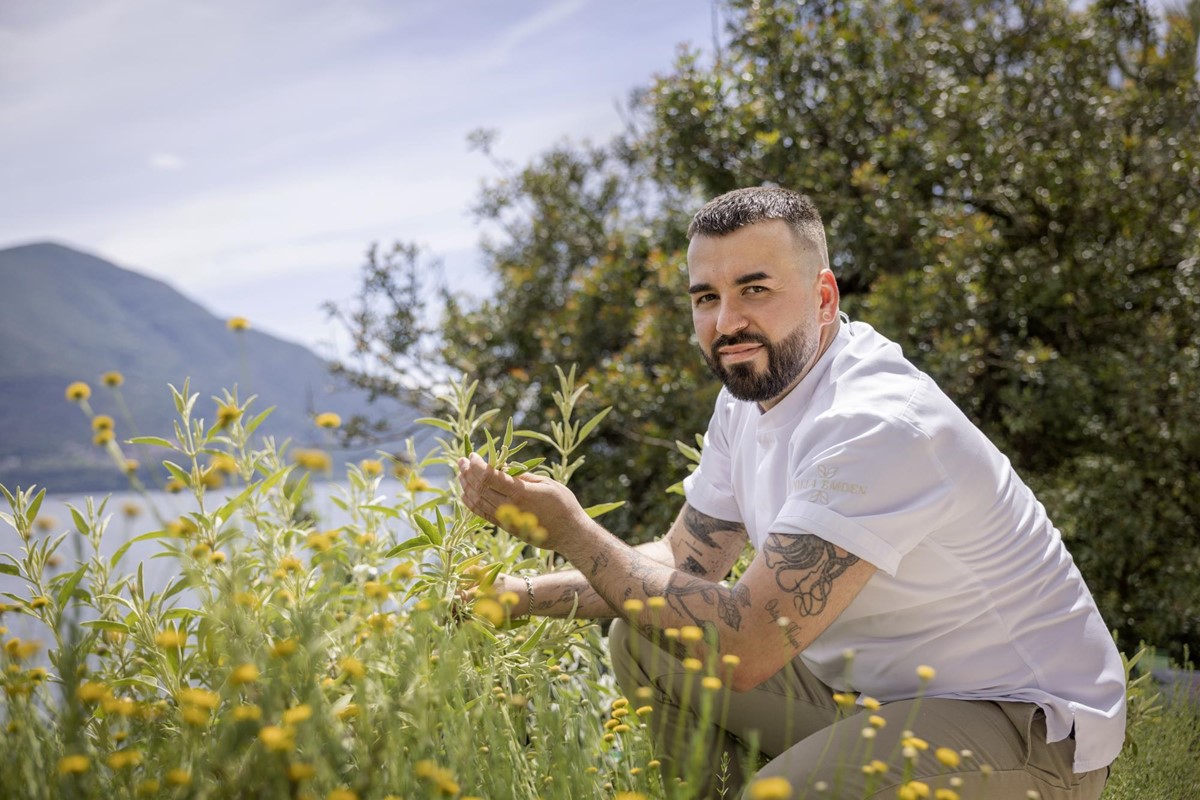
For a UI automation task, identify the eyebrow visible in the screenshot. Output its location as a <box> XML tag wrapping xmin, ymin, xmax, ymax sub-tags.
<box><xmin>688</xmin><ymin>270</ymin><xmax>773</xmax><ymax>294</ymax></box>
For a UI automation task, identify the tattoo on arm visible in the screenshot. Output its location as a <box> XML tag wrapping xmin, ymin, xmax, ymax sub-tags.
<box><xmin>661</xmin><ymin>573</ymin><xmax>752</xmax><ymax>633</ymax></box>
<box><xmin>683</xmin><ymin>506</ymin><xmax>746</xmax><ymax>549</ymax></box>
<box><xmin>762</xmin><ymin>534</ymin><xmax>859</xmax><ymax>618</ymax></box>
<box><xmin>680</xmin><ymin>555</ymin><xmax>707</xmax><ymax>576</ymax></box>
<box><xmin>589</xmin><ymin>552</ymin><xmax>610</xmax><ymax>577</ymax></box>
<box><xmin>764</xmin><ymin>598</ymin><xmax>803</xmax><ymax>649</ymax></box>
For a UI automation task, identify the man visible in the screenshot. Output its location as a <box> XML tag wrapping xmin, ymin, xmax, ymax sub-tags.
<box><xmin>457</xmin><ymin>187</ymin><xmax>1125</xmax><ymax>799</ymax></box>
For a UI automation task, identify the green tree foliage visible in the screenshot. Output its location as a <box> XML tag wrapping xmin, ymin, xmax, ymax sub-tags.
<box><xmin>337</xmin><ymin>0</ymin><xmax>1200</xmax><ymax>658</ymax></box>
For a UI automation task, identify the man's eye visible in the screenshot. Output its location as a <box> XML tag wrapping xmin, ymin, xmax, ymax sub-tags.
<box><xmin>745</xmin><ymin>286</ymin><xmax>767</xmax><ymax>295</ymax></box>
<box><xmin>695</xmin><ymin>294</ymin><xmax>717</xmax><ymax>305</ymax></box>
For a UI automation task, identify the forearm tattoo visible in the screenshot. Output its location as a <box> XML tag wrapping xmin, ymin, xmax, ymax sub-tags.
<box><xmin>762</xmin><ymin>533</ymin><xmax>859</xmax><ymax>618</ymax></box>
<box><xmin>683</xmin><ymin>506</ymin><xmax>745</xmax><ymax>549</ymax></box>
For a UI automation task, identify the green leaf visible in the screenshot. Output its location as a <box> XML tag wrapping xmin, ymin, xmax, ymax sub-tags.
<box><xmin>23</xmin><ymin>488</ymin><xmax>46</xmax><ymax>527</ymax></box>
<box><xmin>68</xmin><ymin>505</ymin><xmax>89</xmax><ymax>536</ymax></box>
<box><xmin>415</xmin><ymin>417</ymin><xmax>456</xmax><ymax>433</ymax></box>
<box><xmin>55</xmin><ymin>565</ymin><xmax>88</xmax><ymax>607</ymax></box>
<box><xmin>243</xmin><ymin>406</ymin><xmax>275</xmax><ymax>437</ymax></box>
<box><xmin>81</xmin><ymin>619</ymin><xmax>131</xmax><ymax>633</ymax></box>
<box><xmin>514</xmin><ymin>430</ymin><xmax>556</xmax><ymax>446</ymax></box>
<box><xmin>0</xmin><ymin>563</ymin><xmax>19</xmax><ymax>576</ymax></box>
<box><xmin>577</xmin><ymin>406</ymin><xmax>612</xmax><ymax>443</ymax></box>
<box><xmin>163</xmin><ymin>460</ymin><xmax>192</xmax><ymax>487</ymax></box>
<box><xmin>361</xmin><ymin>505</ymin><xmax>401</xmax><ymax>519</ymax></box>
<box><xmin>128</xmin><ymin>436</ymin><xmax>176</xmax><ymax>448</ymax></box>
<box><xmin>385</xmin><ymin>535</ymin><xmax>430</xmax><ymax>558</ymax></box>
<box><xmin>162</xmin><ymin>607</ymin><xmax>201</xmax><ymax>621</ymax></box>
<box><xmin>518</xmin><ymin>616</ymin><xmax>552</xmax><ymax>654</ymax></box>
<box><xmin>412</xmin><ymin>514</ymin><xmax>442</xmax><ymax>546</ymax></box>
<box><xmin>583</xmin><ymin>501</ymin><xmax>625</xmax><ymax>519</ymax></box>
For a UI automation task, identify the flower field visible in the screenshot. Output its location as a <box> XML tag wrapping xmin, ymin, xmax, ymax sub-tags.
<box><xmin>0</xmin><ymin>370</ymin><xmax>1193</xmax><ymax>799</ymax></box>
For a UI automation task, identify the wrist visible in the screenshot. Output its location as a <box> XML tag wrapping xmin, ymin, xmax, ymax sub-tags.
<box><xmin>521</xmin><ymin>575</ymin><xmax>535</xmax><ymax>617</ymax></box>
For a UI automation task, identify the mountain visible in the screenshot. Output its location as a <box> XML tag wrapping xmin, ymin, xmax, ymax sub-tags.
<box><xmin>0</xmin><ymin>242</ymin><xmax>427</xmax><ymax>493</ymax></box>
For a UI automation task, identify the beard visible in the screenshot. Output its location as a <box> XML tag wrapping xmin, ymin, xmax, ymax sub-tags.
<box><xmin>702</xmin><ymin>323</ymin><xmax>819</xmax><ymax>404</ymax></box>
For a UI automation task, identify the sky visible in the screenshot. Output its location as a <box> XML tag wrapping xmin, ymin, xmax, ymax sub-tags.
<box><xmin>0</xmin><ymin>0</ymin><xmax>716</xmax><ymax>354</ymax></box>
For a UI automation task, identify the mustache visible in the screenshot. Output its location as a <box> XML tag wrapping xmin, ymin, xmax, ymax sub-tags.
<box><xmin>710</xmin><ymin>332</ymin><xmax>770</xmax><ymax>356</ymax></box>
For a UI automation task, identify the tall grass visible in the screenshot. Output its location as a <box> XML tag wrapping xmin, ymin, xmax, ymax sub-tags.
<box><xmin>0</xmin><ymin>371</ymin><xmax>1195</xmax><ymax>799</ymax></box>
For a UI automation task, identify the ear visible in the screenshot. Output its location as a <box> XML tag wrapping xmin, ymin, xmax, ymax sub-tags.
<box><xmin>817</xmin><ymin>269</ymin><xmax>840</xmax><ymax>324</ymax></box>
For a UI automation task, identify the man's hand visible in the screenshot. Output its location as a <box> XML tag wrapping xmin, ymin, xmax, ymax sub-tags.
<box><xmin>456</xmin><ymin>453</ymin><xmax>591</xmax><ymax>551</ymax></box>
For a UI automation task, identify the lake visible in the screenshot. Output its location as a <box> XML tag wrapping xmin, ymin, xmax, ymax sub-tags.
<box><xmin>0</xmin><ymin>478</ymin><xmax>425</xmax><ymax>658</ymax></box>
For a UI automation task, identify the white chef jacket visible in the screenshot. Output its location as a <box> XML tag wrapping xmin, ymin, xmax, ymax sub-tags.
<box><xmin>684</xmin><ymin>319</ymin><xmax>1126</xmax><ymax>773</ymax></box>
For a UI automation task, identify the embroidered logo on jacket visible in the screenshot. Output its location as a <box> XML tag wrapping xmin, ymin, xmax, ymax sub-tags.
<box><xmin>793</xmin><ymin>464</ymin><xmax>868</xmax><ymax>505</ymax></box>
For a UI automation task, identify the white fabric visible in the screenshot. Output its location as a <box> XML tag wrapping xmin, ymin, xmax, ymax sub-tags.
<box><xmin>684</xmin><ymin>320</ymin><xmax>1126</xmax><ymax>774</ymax></box>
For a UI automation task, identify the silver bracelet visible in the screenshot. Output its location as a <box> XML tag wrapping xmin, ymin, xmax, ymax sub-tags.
<box><xmin>523</xmin><ymin>575</ymin><xmax>535</xmax><ymax>616</ymax></box>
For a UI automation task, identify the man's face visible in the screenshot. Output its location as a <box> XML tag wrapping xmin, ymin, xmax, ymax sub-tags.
<box><xmin>686</xmin><ymin>220</ymin><xmax>835</xmax><ymax>408</ymax></box>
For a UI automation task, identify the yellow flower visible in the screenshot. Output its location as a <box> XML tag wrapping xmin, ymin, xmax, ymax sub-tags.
<box><xmin>136</xmin><ymin>779</ymin><xmax>160</xmax><ymax>795</ymax></box>
<box><xmin>861</xmin><ymin>695</ymin><xmax>881</xmax><ymax>710</ymax></box>
<box><xmin>232</xmin><ymin>704</ymin><xmax>262</xmax><ymax>722</ymax></box>
<box><xmin>282</xmin><ymin>704</ymin><xmax>313</xmax><ymax>725</ymax></box>
<box><xmin>155</xmin><ymin>629</ymin><xmax>185</xmax><ymax>649</ymax></box>
<box><xmin>646</xmin><ymin>596</ymin><xmax>666</xmax><ymax>609</ymax></box>
<box><xmin>681</xmin><ymin>657</ymin><xmax>702</xmax><ymax>672</ymax></box>
<box><xmin>748</xmin><ymin>775</ymin><xmax>793</xmax><ymax>800</ymax></box>
<box><xmin>615</xmin><ymin>794</ymin><xmax>647</xmax><ymax>800</ymax></box>
<box><xmin>863</xmin><ymin>759</ymin><xmax>888</xmax><ymax>775</ymax></box>
<box><xmin>701</xmin><ymin>676</ymin><xmax>722</xmax><ymax>691</ymax></box>
<box><xmin>635</xmin><ymin>686</ymin><xmax>653</xmax><ymax>701</ymax></box>
<box><xmin>314</xmin><ymin>412</ymin><xmax>341</xmax><ymax>429</ymax></box>
<box><xmin>340</xmin><ymin>656</ymin><xmax>366</xmax><ymax>679</ymax></box>
<box><xmin>165</xmin><ymin>477</ymin><xmax>186</xmax><ymax>494</ymax></box>
<box><xmin>271</xmin><ymin>638</ymin><xmax>298</xmax><ymax>658</ymax></box>
<box><xmin>611</xmin><ymin>697</ymin><xmax>629</xmax><ymax>709</ymax></box>
<box><xmin>406</xmin><ymin>474</ymin><xmax>431</xmax><ymax>492</ymax></box>
<box><xmin>209</xmin><ymin>453</ymin><xmax>238</xmax><ymax>474</ymax></box>
<box><xmin>101</xmin><ymin>371</ymin><xmax>124</xmax><ymax>387</ymax></box>
<box><xmin>293</xmin><ymin>448</ymin><xmax>332</xmax><ymax>471</ymax></box>
<box><xmin>916</xmin><ymin>664</ymin><xmax>936</xmax><ymax>682</ymax></box>
<box><xmin>106</xmin><ymin>749</ymin><xmax>142</xmax><ymax>769</ymax></box>
<box><xmin>897</xmin><ymin>781</ymin><xmax>931</xmax><ymax>800</ymax></box>
<box><xmin>622</xmin><ymin>598</ymin><xmax>645</xmax><ymax>614</ymax></box>
<box><xmin>230</xmin><ymin>663</ymin><xmax>259</xmax><ymax>685</ymax></box>
<box><xmin>392</xmin><ymin>561</ymin><xmax>414</xmax><ymax>580</ymax></box>
<box><xmin>28</xmin><ymin>667</ymin><xmax>48</xmax><ymax>682</ymax></box>
<box><xmin>78</xmin><ymin>681</ymin><xmax>108</xmax><ymax>703</ymax></box>
<box><xmin>679</xmin><ymin>625</ymin><xmax>703</xmax><ymax>643</ymax></box>
<box><xmin>216</xmin><ymin>402</ymin><xmax>242</xmax><ymax>427</ymax></box>
<box><xmin>901</xmin><ymin>735</ymin><xmax>929</xmax><ymax>751</ymax></box>
<box><xmin>93</xmin><ymin>430</ymin><xmax>114</xmax><ymax>446</ymax></box>
<box><xmin>28</xmin><ymin>596</ymin><xmax>50</xmax><ymax>610</ymax></box>
<box><xmin>287</xmin><ymin>762</ymin><xmax>316</xmax><ymax>781</ymax></box>
<box><xmin>363</xmin><ymin>581</ymin><xmax>390</xmax><ymax>602</ymax></box>
<box><xmin>181</xmin><ymin>706</ymin><xmax>210</xmax><ymax>727</ymax></box>
<box><xmin>91</xmin><ymin>415</ymin><xmax>114</xmax><ymax>432</ymax></box>
<box><xmin>832</xmin><ymin>692</ymin><xmax>857</xmax><ymax>710</ymax></box>
<box><xmin>868</xmin><ymin>714</ymin><xmax>887</xmax><ymax>728</ymax></box>
<box><xmin>474</xmin><ymin>598</ymin><xmax>506</xmax><ymax>626</ymax></box>
<box><xmin>278</xmin><ymin>554</ymin><xmax>304</xmax><ymax>573</ymax></box>
<box><xmin>165</xmin><ymin>768</ymin><xmax>192</xmax><ymax>786</ymax></box>
<box><xmin>336</xmin><ymin>703</ymin><xmax>360</xmax><ymax>720</ymax></box>
<box><xmin>721</xmin><ymin>653</ymin><xmax>741</xmax><ymax>667</ymax></box>
<box><xmin>58</xmin><ymin>755</ymin><xmax>90</xmax><ymax>775</ymax></box>
<box><xmin>359</xmin><ymin>458</ymin><xmax>383</xmax><ymax>476</ymax></box>
<box><xmin>935</xmin><ymin>746</ymin><xmax>961</xmax><ymax>768</ymax></box>
<box><xmin>178</xmin><ymin>687</ymin><xmax>220</xmax><ymax>709</ymax></box>
<box><xmin>935</xmin><ymin>790</ymin><xmax>961</xmax><ymax>800</ymax></box>
<box><xmin>227</xmin><ymin>316</ymin><xmax>250</xmax><ymax>332</ymax></box>
<box><xmin>65</xmin><ymin>382</ymin><xmax>91</xmax><ymax>402</ymax></box>
<box><xmin>611</xmin><ymin>708</ymin><xmax>629</xmax><ymax>718</ymax></box>
<box><xmin>34</xmin><ymin>515</ymin><xmax>56</xmax><ymax>532</ymax></box>
<box><xmin>259</xmin><ymin>725</ymin><xmax>294</xmax><ymax>752</ymax></box>
<box><xmin>122</xmin><ymin>459</ymin><xmax>140</xmax><ymax>475</ymax></box>
<box><xmin>635</xmin><ymin>705</ymin><xmax>653</xmax><ymax>716</ymax></box>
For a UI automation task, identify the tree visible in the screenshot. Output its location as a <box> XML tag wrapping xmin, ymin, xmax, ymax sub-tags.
<box><xmin>337</xmin><ymin>0</ymin><xmax>1200</xmax><ymax>658</ymax></box>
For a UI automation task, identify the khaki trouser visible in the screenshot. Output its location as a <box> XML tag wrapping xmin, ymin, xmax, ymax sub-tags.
<box><xmin>609</xmin><ymin>620</ymin><xmax>1109</xmax><ymax>800</ymax></box>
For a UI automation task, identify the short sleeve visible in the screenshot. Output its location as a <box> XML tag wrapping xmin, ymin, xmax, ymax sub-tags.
<box><xmin>683</xmin><ymin>391</ymin><xmax>743</xmax><ymax>523</ymax></box>
<box><xmin>771</xmin><ymin>413</ymin><xmax>953</xmax><ymax>576</ymax></box>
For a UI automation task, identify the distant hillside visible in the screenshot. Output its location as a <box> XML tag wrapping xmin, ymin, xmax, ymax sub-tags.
<box><xmin>0</xmin><ymin>242</ymin><xmax>428</xmax><ymax>492</ymax></box>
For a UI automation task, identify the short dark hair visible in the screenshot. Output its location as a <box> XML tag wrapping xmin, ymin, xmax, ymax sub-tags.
<box><xmin>687</xmin><ymin>186</ymin><xmax>828</xmax><ymax>266</ymax></box>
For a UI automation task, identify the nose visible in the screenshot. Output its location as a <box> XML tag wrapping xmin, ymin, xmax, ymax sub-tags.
<box><xmin>715</xmin><ymin>299</ymin><xmax>748</xmax><ymax>336</ymax></box>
